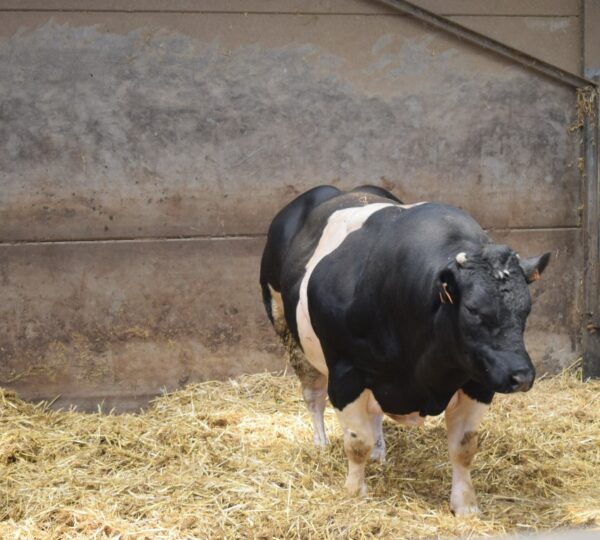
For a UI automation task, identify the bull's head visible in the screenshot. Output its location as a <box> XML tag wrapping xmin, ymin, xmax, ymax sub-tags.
<box><xmin>439</xmin><ymin>245</ymin><xmax>550</xmax><ymax>393</ymax></box>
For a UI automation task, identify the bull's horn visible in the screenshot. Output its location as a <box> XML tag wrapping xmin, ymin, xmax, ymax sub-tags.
<box><xmin>456</xmin><ymin>252</ymin><xmax>467</xmax><ymax>266</ymax></box>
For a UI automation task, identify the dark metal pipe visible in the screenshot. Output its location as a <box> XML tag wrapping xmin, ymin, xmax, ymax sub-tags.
<box><xmin>372</xmin><ymin>0</ymin><xmax>600</xmax><ymax>376</ymax></box>
<box><xmin>374</xmin><ymin>0</ymin><xmax>597</xmax><ymax>89</ymax></box>
<box><xmin>582</xmin><ymin>88</ymin><xmax>600</xmax><ymax>378</ymax></box>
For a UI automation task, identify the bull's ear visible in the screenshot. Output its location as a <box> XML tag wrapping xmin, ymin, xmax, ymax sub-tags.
<box><xmin>519</xmin><ymin>252</ymin><xmax>551</xmax><ymax>284</ymax></box>
<box><xmin>439</xmin><ymin>266</ymin><xmax>460</xmax><ymax>305</ymax></box>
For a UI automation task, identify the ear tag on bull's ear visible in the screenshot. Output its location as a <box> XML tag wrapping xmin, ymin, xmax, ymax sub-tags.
<box><xmin>439</xmin><ymin>282</ymin><xmax>454</xmax><ymax>304</ymax></box>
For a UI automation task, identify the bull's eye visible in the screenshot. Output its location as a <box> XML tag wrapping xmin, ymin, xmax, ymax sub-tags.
<box><xmin>466</xmin><ymin>305</ymin><xmax>496</xmax><ymax>327</ymax></box>
<box><xmin>464</xmin><ymin>305</ymin><xmax>478</xmax><ymax>316</ymax></box>
<box><xmin>464</xmin><ymin>305</ymin><xmax>494</xmax><ymax>327</ymax></box>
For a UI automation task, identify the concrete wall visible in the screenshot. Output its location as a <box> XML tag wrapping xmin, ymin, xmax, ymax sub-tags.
<box><xmin>0</xmin><ymin>0</ymin><xmax>585</xmax><ymax>410</ymax></box>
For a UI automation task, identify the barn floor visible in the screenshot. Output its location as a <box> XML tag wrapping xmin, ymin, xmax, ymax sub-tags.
<box><xmin>1</xmin><ymin>368</ymin><xmax>599</xmax><ymax>539</ymax></box>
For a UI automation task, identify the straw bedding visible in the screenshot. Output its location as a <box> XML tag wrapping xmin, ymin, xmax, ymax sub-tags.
<box><xmin>1</xmin><ymin>368</ymin><xmax>599</xmax><ymax>539</ymax></box>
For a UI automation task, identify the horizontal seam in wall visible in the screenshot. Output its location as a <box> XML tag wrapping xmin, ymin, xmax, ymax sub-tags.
<box><xmin>446</xmin><ymin>14</ymin><xmax>579</xmax><ymax>18</ymax></box>
<box><xmin>486</xmin><ymin>226</ymin><xmax>580</xmax><ymax>233</ymax></box>
<box><xmin>0</xmin><ymin>9</ymin><xmax>580</xmax><ymax>17</ymax></box>
<box><xmin>0</xmin><ymin>234</ymin><xmax>267</xmax><ymax>246</ymax></box>
<box><xmin>0</xmin><ymin>226</ymin><xmax>580</xmax><ymax>246</ymax></box>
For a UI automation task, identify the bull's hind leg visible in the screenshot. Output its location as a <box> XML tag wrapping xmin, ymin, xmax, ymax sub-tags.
<box><xmin>334</xmin><ymin>389</ymin><xmax>379</xmax><ymax>496</ymax></box>
<box><xmin>286</xmin><ymin>335</ymin><xmax>329</xmax><ymax>447</ymax></box>
<box><xmin>266</xmin><ymin>285</ymin><xmax>329</xmax><ymax>446</ymax></box>
<box><xmin>444</xmin><ymin>389</ymin><xmax>490</xmax><ymax>516</ymax></box>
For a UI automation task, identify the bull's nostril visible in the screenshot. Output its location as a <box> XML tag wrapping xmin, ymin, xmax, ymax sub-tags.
<box><xmin>510</xmin><ymin>374</ymin><xmax>523</xmax><ymax>385</ymax></box>
<box><xmin>509</xmin><ymin>372</ymin><xmax>531</xmax><ymax>392</ymax></box>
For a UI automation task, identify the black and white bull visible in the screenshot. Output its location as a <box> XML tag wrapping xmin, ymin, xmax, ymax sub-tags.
<box><xmin>260</xmin><ymin>185</ymin><xmax>550</xmax><ymax>515</ymax></box>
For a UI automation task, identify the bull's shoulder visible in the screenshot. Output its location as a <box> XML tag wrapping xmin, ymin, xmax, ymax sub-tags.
<box><xmin>392</xmin><ymin>202</ymin><xmax>489</xmax><ymax>244</ymax></box>
<box><xmin>284</xmin><ymin>197</ymin><xmax>401</xmax><ymax>344</ymax></box>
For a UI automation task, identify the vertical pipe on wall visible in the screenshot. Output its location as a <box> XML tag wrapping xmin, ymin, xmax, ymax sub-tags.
<box><xmin>582</xmin><ymin>0</ymin><xmax>600</xmax><ymax>378</ymax></box>
<box><xmin>582</xmin><ymin>88</ymin><xmax>600</xmax><ymax>378</ymax></box>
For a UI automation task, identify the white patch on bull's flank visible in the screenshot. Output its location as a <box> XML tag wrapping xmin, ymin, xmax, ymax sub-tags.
<box><xmin>296</xmin><ymin>203</ymin><xmax>395</xmax><ymax>375</ymax></box>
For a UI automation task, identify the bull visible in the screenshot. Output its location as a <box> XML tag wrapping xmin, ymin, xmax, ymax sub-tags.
<box><xmin>260</xmin><ymin>185</ymin><xmax>549</xmax><ymax>514</ymax></box>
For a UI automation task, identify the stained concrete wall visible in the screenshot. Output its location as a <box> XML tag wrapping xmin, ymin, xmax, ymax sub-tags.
<box><xmin>0</xmin><ymin>0</ymin><xmax>585</xmax><ymax>410</ymax></box>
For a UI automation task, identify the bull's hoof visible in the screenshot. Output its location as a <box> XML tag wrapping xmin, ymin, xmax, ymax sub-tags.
<box><xmin>451</xmin><ymin>491</ymin><xmax>479</xmax><ymax>516</ymax></box>
<box><xmin>344</xmin><ymin>478</ymin><xmax>368</xmax><ymax>497</ymax></box>
<box><xmin>452</xmin><ymin>503</ymin><xmax>479</xmax><ymax>516</ymax></box>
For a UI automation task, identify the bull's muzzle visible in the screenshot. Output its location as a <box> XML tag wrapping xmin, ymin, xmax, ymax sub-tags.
<box><xmin>506</xmin><ymin>368</ymin><xmax>535</xmax><ymax>393</ymax></box>
<box><xmin>475</xmin><ymin>347</ymin><xmax>536</xmax><ymax>394</ymax></box>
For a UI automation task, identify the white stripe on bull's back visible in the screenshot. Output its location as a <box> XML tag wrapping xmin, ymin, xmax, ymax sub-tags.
<box><xmin>296</xmin><ymin>203</ymin><xmax>395</xmax><ymax>375</ymax></box>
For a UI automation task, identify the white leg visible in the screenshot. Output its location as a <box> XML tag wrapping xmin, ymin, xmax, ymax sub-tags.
<box><xmin>444</xmin><ymin>390</ymin><xmax>489</xmax><ymax>516</ymax></box>
<box><xmin>302</xmin><ymin>384</ymin><xmax>329</xmax><ymax>447</ymax></box>
<box><xmin>369</xmin><ymin>412</ymin><xmax>385</xmax><ymax>462</ymax></box>
<box><xmin>335</xmin><ymin>389</ymin><xmax>378</xmax><ymax>496</ymax></box>
<box><xmin>367</xmin><ymin>390</ymin><xmax>386</xmax><ymax>462</ymax></box>
<box><xmin>287</xmin><ymin>338</ymin><xmax>329</xmax><ymax>447</ymax></box>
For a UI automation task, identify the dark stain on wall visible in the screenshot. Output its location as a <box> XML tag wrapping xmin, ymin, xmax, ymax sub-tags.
<box><xmin>0</xmin><ymin>22</ymin><xmax>578</xmax><ymax>242</ymax></box>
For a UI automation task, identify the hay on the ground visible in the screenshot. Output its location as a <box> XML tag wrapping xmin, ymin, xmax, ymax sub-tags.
<box><xmin>1</xmin><ymin>368</ymin><xmax>599</xmax><ymax>539</ymax></box>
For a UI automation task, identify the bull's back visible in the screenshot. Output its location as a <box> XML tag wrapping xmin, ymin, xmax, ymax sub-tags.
<box><xmin>260</xmin><ymin>186</ymin><xmax>341</xmax><ymax>324</ymax></box>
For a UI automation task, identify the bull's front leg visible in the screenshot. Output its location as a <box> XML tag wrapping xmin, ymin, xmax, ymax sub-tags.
<box><xmin>369</xmin><ymin>410</ymin><xmax>386</xmax><ymax>463</ymax></box>
<box><xmin>334</xmin><ymin>389</ymin><xmax>378</xmax><ymax>496</ymax></box>
<box><xmin>444</xmin><ymin>389</ymin><xmax>489</xmax><ymax>516</ymax></box>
